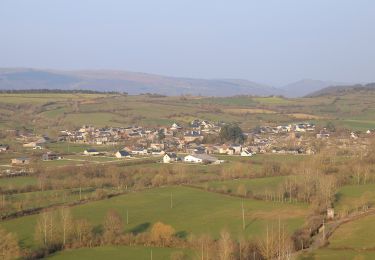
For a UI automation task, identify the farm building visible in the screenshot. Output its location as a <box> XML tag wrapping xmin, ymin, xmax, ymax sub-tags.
<box><xmin>42</xmin><ymin>152</ymin><xmax>59</xmax><ymax>161</ymax></box>
<box><xmin>131</xmin><ymin>148</ymin><xmax>148</xmax><ymax>155</ymax></box>
<box><xmin>84</xmin><ymin>149</ymin><xmax>100</xmax><ymax>156</ymax></box>
<box><xmin>0</xmin><ymin>144</ymin><xmax>9</xmax><ymax>152</ymax></box>
<box><xmin>163</xmin><ymin>153</ymin><xmax>178</xmax><ymax>163</ymax></box>
<box><xmin>327</xmin><ymin>208</ymin><xmax>335</xmax><ymax>219</ymax></box>
<box><xmin>11</xmin><ymin>157</ymin><xmax>30</xmax><ymax>165</ymax></box>
<box><xmin>115</xmin><ymin>150</ymin><xmax>131</xmax><ymax>158</ymax></box>
<box><xmin>240</xmin><ymin>149</ymin><xmax>253</xmax><ymax>157</ymax></box>
<box><xmin>184</xmin><ymin>154</ymin><xmax>221</xmax><ymax>164</ymax></box>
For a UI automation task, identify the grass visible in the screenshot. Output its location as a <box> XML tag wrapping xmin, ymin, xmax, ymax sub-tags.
<box><xmin>328</xmin><ymin>214</ymin><xmax>375</xmax><ymax>250</ymax></box>
<box><xmin>299</xmin><ymin>213</ymin><xmax>375</xmax><ymax>259</ymax></box>
<box><xmin>2</xmin><ymin>92</ymin><xmax>375</xmax><ymax>131</ymax></box>
<box><xmin>47</xmin><ymin>246</ymin><xmax>193</xmax><ymax>260</ymax></box>
<box><xmin>0</xmin><ymin>176</ymin><xmax>38</xmax><ymax>188</ymax></box>
<box><xmin>1</xmin><ymin>186</ymin><xmax>308</xmax><ymax>249</ymax></box>
<box><xmin>299</xmin><ymin>248</ymin><xmax>375</xmax><ymax>260</ymax></box>
<box><xmin>1</xmin><ymin>187</ymin><xmax>104</xmax><ymax>216</ymax></box>
<box><xmin>194</xmin><ymin>176</ymin><xmax>290</xmax><ymax>195</ymax></box>
<box><xmin>334</xmin><ymin>184</ymin><xmax>375</xmax><ymax>214</ymax></box>
<box><xmin>63</xmin><ymin>112</ymin><xmax>126</xmax><ymax>127</ymax></box>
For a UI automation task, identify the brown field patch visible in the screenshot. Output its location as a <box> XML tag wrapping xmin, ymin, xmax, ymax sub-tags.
<box><xmin>288</xmin><ymin>113</ymin><xmax>327</xmax><ymax>120</ymax></box>
<box><xmin>223</xmin><ymin>108</ymin><xmax>277</xmax><ymax>114</ymax></box>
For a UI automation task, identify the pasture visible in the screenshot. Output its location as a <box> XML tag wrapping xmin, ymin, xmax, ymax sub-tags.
<box><xmin>1</xmin><ymin>186</ymin><xmax>308</xmax><ymax>249</ymax></box>
<box><xmin>300</xmin><ymin>214</ymin><xmax>375</xmax><ymax>259</ymax></box>
<box><xmin>299</xmin><ymin>249</ymin><xmax>375</xmax><ymax>260</ymax></box>
<box><xmin>2</xmin><ymin>92</ymin><xmax>375</xmax><ymax>131</ymax></box>
<box><xmin>194</xmin><ymin>175</ymin><xmax>290</xmax><ymax>195</ymax></box>
<box><xmin>328</xmin><ymin>214</ymin><xmax>375</xmax><ymax>250</ymax></box>
<box><xmin>0</xmin><ymin>176</ymin><xmax>38</xmax><ymax>189</ymax></box>
<box><xmin>47</xmin><ymin>246</ymin><xmax>193</xmax><ymax>260</ymax></box>
<box><xmin>334</xmin><ymin>184</ymin><xmax>375</xmax><ymax>214</ymax></box>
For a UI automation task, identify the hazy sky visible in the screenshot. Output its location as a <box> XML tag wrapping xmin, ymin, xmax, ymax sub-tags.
<box><xmin>1</xmin><ymin>0</ymin><xmax>374</xmax><ymax>86</ymax></box>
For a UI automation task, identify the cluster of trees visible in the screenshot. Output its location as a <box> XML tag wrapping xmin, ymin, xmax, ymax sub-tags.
<box><xmin>219</xmin><ymin>124</ymin><xmax>245</xmax><ymax>144</ymax></box>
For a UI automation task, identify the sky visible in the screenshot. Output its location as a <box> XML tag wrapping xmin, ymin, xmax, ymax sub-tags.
<box><xmin>1</xmin><ymin>0</ymin><xmax>375</xmax><ymax>86</ymax></box>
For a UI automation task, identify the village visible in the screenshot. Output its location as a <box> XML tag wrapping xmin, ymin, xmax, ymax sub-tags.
<box><xmin>1</xmin><ymin>119</ymin><xmax>372</xmax><ymax>173</ymax></box>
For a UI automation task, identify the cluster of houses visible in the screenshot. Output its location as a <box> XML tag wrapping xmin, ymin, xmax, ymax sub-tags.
<box><xmin>256</xmin><ymin>123</ymin><xmax>316</xmax><ymax>134</ymax></box>
<box><xmin>0</xmin><ymin>168</ymin><xmax>31</xmax><ymax>178</ymax></box>
<box><xmin>0</xmin><ymin>144</ymin><xmax>9</xmax><ymax>152</ymax></box>
<box><xmin>57</xmin><ymin>120</ymin><xmax>221</xmax><ymax>146</ymax></box>
<box><xmin>6</xmin><ymin>120</ymin><xmax>374</xmax><ymax>168</ymax></box>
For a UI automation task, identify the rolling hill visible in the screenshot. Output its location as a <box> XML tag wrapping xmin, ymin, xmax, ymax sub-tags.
<box><xmin>307</xmin><ymin>83</ymin><xmax>375</xmax><ymax>97</ymax></box>
<box><xmin>280</xmin><ymin>79</ymin><xmax>345</xmax><ymax>98</ymax></box>
<box><xmin>0</xmin><ymin>68</ymin><xmax>283</xmax><ymax>97</ymax></box>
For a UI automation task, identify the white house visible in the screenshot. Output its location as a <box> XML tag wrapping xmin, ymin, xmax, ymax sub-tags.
<box><xmin>230</xmin><ymin>145</ymin><xmax>242</xmax><ymax>155</ymax></box>
<box><xmin>131</xmin><ymin>148</ymin><xmax>148</xmax><ymax>155</ymax></box>
<box><xmin>184</xmin><ymin>154</ymin><xmax>220</xmax><ymax>164</ymax></box>
<box><xmin>84</xmin><ymin>149</ymin><xmax>100</xmax><ymax>156</ymax></box>
<box><xmin>0</xmin><ymin>144</ymin><xmax>9</xmax><ymax>152</ymax></box>
<box><xmin>170</xmin><ymin>123</ymin><xmax>182</xmax><ymax>130</ymax></box>
<box><xmin>350</xmin><ymin>132</ymin><xmax>359</xmax><ymax>139</ymax></box>
<box><xmin>115</xmin><ymin>150</ymin><xmax>131</xmax><ymax>158</ymax></box>
<box><xmin>240</xmin><ymin>149</ymin><xmax>253</xmax><ymax>157</ymax></box>
<box><xmin>163</xmin><ymin>153</ymin><xmax>178</xmax><ymax>163</ymax></box>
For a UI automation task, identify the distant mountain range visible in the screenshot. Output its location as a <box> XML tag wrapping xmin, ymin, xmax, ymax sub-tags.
<box><xmin>0</xmin><ymin>68</ymin><xmax>368</xmax><ymax>97</ymax></box>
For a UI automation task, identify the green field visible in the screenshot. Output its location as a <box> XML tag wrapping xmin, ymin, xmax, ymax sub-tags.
<box><xmin>334</xmin><ymin>184</ymin><xmax>375</xmax><ymax>214</ymax></box>
<box><xmin>1</xmin><ymin>186</ymin><xmax>308</xmax><ymax>249</ymax></box>
<box><xmin>328</xmin><ymin>214</ymin><xmax>375</xmax><ymax>250</ymax></box>
<box><xmin>300</xmin><ymin>214</ymin><xmax>375</xmax><ymax>259</ymax></box>
<box><xmin>47</xmin><ymin>246</ymin><xmax>193</xmax><ymax>260</ymax></box>
<box><xmin>299</xmin><ymin>248</ymin><xmax>375</xmax><ymax>260</ymax></box>
<box><xmin>195</xmin><ymin>175</ymin><xmax>289</xmax><ymax>195</ymax></box>
<box><xmin>1</xmin><ymin>187</ymin><xmax>116</xmax><ymax>217</ymax></box>
<box><xmin>0</xmin><ymin>176</ymin><xmax>38</xmax><ymax>188</ymax></box>
<box><xmin>1</xmin><ymin>92</ymin><xmax>375</xmax><ymax>132</ymax></box>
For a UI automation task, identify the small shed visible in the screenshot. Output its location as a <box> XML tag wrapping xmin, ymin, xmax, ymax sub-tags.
<box><xmin>327</xmin><ymin>208</ymin><xmax>334</xmax><ymax>219</ymax></box>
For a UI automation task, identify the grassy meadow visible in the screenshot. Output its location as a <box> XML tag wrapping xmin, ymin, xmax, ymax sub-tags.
<box><xmin>334</xmin><ymin>184</ymin><xmax>375</xmax><ymax>214</ymax></box>
<box><xmin>47</xmin><ymin>246</ymin><xmax>193</xmax><ymax>260</ymax></box>
<box><xmin>300</xmin><ymin>214</ymin><xmax>375</xmax><ymax>260</ymax></box>
<box><xmin>1</xmin><ymin>186</ymin><xmax>308</xmax><ymax>249</ymax></box>
<box><xmin>2</xmin><ymin>91</ymin><xmax>375</xmax><ymax>131</ymax></box>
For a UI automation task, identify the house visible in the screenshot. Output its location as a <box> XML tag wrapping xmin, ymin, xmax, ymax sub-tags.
<box><xmin>11</xmin><ymin>157</ymin><xmax>30</xmax><ymax>165</ymax></box>
<box><xmin>183</xmin><ymin>131</ymin><xmax>204</xmax><ymax>142</ymax></box>
<box><xmin>131</xmin><ymin>147</ymin><xmax>148</xmax><ymax>155</ymax></box>
<box><xmin>184</xmin><ymin>154</ymin><xmax>221</xmax><ymax>164</ymax></box>
<box><xmin>42</xmin><ymin>152</ymin><xmax>59</xmax><ymax>161</ymax></box>
<box><xmin>350</xmin><ymin>132</ymin><xmax>359</xmax><ymax>139</ymax></box>
<box><xmin>115</xmin><ymin>150</ymin><xmax>131</xmax><ymax>158</ymax></box>
<box><xmin>327</xmin><ymin>208</ymin><xmax>334</xmax><ymax>219</ymax></box>
<box><xmin>170</xmin><ymin>123</ymin><xmax>182</xmax><ymax>130</ymax></box>
<box><xmin>0</xmin><ymin>144</ymin><xmax>9</xmax><ymax>152</ymax></box>
<box><xmin>240</xmin><ymin>149</ymin><xmax>253</xmax><ymax>157</ymax></box>
<box><xmin>163</xmin><ymin>153</ymin><xmax>178</xmax><ymax>163</ymax></box>
<box><xmin>23</xmin><ymin>141</ymin><xmax>41</xmax><ymax>148</ymax></box>
<box><xmin>83</xmin><ymin>149</ymin><xmax>100</xmax><ymax>156</ymax></box>
<box><xmin>230</xmin><ymin>144</ymin><xmax>242</xmax><ymax>155</ymax></box>
<box><xmin>151</xmin><ymin>150</ymin><xmax>165</xmax><ymax>155</ymax></box>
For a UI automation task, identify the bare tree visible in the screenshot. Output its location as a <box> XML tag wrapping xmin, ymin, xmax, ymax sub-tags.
<box><xmin>0</xmin><ymin>227</ymin><xmax>20</xmax><ymax>260</ymax></box>
<box><xmin>102</xmin><ymin>209</ymin><xmax>123</xmax><ymax>244</ymax></box>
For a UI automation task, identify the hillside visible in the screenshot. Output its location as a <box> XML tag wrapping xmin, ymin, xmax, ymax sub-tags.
<box><xmin>307</xmin><ymin>83</ymin><xmax>375</xmax><ymax>97</ymax></box>
<box><xmin>0</xmin><ymin>68</ymin><xmax>283</xmax><ymax>97</ymax></box>
<box><xmin>280</xmin><ymin>79</ymin><xmax>344</xmax><ymax>98</ymax></box>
